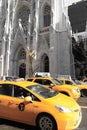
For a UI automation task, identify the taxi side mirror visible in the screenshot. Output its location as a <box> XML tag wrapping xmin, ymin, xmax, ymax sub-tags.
<box><xmin>24</xmin><ymin>96</ymin><xmax>33</xmax><ymax>103</ymax></box>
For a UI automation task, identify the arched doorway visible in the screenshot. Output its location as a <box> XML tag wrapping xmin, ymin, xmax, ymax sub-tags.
<box><xmin>17</xmin><ymin>48</ymin><xmax>26</xmax><ymax>78</ymax></box>
<box><xmin>19</xmin><ymin>63</ymin><xmax>26</xmax><ymax>78</ymax></box>
<box><xmin>42</xmin><ymin>54</ymin><xmax>49</xmax><ymax>72</ymax></box>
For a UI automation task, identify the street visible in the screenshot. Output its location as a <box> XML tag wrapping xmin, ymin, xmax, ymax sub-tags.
<box><xmin>76</xmin><ymin>98</ymin><xmax>87</xmax><ymax>130</ymax></box>
<box><xmin>0</xmin><ymin>119</ymin><xmax>36</xmax><ymax>130</ymax></box>
<box><xmin>0</xmin><ymin>97</ymin><xmax>87</xmax><ymax>130</ymax></box>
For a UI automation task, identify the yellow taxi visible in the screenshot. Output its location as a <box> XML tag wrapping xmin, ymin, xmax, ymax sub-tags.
<box><xmin>26</xmin><ymin>77</ymin><xmax>80</xmax><ymax>100</ymax></box>
<box><xmin>57</xmin><ymin>77</ymin><xmax>87</xmax><ymax>97</ymax></box>
<box><xmin>0</xmin><ymin>80</ymin><xmax>82</xmax><ymax>130</ymax></box>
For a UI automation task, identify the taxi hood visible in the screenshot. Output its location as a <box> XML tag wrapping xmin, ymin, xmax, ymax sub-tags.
<box><xmin>46</xmin><ymin>93</ymin><xmax>80</xmax><ymax>110</ymax></box>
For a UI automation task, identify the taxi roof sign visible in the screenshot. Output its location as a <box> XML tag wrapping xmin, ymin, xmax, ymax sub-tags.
<box><xmin>34</xmin><ymin>72</ymin><xmax>51</xmax><ymax>77</ymax></box>
<box><xmin>57</xmin><ymin>75</ymin><xmax>72</xmax><ymax>80</ymax></box>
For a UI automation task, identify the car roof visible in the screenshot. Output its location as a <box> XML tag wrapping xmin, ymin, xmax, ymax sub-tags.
<box><xmin>0</xmin><ymin>80</ymin><xmax>38</xmax><ymax>88</ymax></box>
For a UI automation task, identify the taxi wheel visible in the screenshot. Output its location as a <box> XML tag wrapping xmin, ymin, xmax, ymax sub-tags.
<box><xmin>36</xmin><ymin>114</ymin><xmax>57</xmax><ymax>130</ymax></box>
<box><xmin>81</xmin><ymin>89</ymin><xmax>87</xmax><ymax>97</ymax></box>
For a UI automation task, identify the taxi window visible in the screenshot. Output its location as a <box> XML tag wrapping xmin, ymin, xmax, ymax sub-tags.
<box><xmin>35</xmin><ymin>79</ymin><xmax>52</xmax><ymax>86</ymax></box>
<box><xmin>27</xmin><ymin>79</ymin><xmax>33</xmax><ymax>81</ymax></box>
<box><xmin>14</xmin><ymin>85</ymin><xmax>39</xmax><ymax>101</ymax></box>
<box><xmin>34</xmin><ymin>79</ymin><xmax>43</xmax><ymax>84</ymax></box>
<box><xmin>14</xmin><ymin>86</ymin><xmax>30</xmax><ymax>98</ymax></box>
<box><xmin>0</xmin><ymin>84</ymin><xmax>12</xmax><ymax>96</ymax></box>
<box><xmin>43</xmin><ymin>80</ymin><xmax>52</xmax><ymax>85</ymax></box>
<box><xmin>60</xmin><ymin>80</ymin><xmax>63</xmax><ymax>84</ymax></box>
<box><xmin>53</xmin><ymin>79</ymin><xmax>62</xmax><ymax>85</ymax></box>
<box><xmin>65</xmin><ymin>81</ymin><xmax>73</xmax><ymax>85</ymax></box>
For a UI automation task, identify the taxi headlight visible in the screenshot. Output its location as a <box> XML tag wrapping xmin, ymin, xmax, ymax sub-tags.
<box><xmin>72</xmin><ymin>88</ymin><xmax>79</xmax><ymax>93</ymax></box>
<box><xmin>55</xmin><ymin>105</ymin><xmax>71</xmax><ymax>112</ymax></box>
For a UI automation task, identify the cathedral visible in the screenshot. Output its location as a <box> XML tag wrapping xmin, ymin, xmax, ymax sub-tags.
<box><xmin>0</xmin><ymin>0</ymin><xmax>74</xmax><ymax>78</ymax></box>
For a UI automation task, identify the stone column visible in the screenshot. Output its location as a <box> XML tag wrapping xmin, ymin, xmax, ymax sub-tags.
<box><xmin>26</xmin><ymin>13</ymin><xmax>31</xmax><ymax>77</ymax></box>
<box><xmin>50</xmin><ymin>0</ymin><xmax>63</xmax><ymax>77</ymax></box>
<box><xmin>2</xmin><ymin>0</ymin><xmax>11</xmax><ymax>76</ymax></box>
<box><xmin>50</xmin><ymin>0</ymin><xmax>75</xmax><ymax>77</ymax></box>
<box><xmin>32</xmin><ymin>0</ymin><xmax>40</xmax><ymax>74</ymax></box>
<box><xmin>51</xmin><ymin>0</ymin><xmax>63</xmax><ymax>31</ymax></box>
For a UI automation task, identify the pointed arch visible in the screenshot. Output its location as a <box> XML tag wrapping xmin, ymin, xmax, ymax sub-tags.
<box><xmin>11</xmin><ymin>45</ymin><xmax>26</xmax><ymax>78</ymax></box>
<box><xmin>19</xmin><ymin>63</ymin><xmax>26</xmax><ymax>78</ymax></box>
<box><xmin>17</xmin><ymin>6</ymin><xmax>30</xmax><ymax>35</ymax></box>
<box><xmin>18</xmin><ymin>48</ymin><xmax>26</xmax><ymax>60</ymax></box>
<box><xmin>17</xmin><ymin>47</ymin><xmax>26</xmax><ymax>78</ymax></box>
<box><xmin>41</xmin><ymin>54</ymin><xmax>49</xmax><ymax>72</ymax></box>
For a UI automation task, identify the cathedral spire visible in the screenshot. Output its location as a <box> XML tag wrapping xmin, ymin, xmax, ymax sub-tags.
<box><xmin>51</xmin><ymin>0</ymin><xmax>64</xmax><ymax>31</ymax></box>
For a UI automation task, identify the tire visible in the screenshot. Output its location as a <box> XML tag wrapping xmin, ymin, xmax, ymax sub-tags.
<box><xmin>37</xmin><ymin>114</ymin><xmax>57</xmax><ymax>130</ymax></box>
<box><xmin>81</xmin><ymin>89</ymin><xmax>87</xmax><ymax>97</ymax></box>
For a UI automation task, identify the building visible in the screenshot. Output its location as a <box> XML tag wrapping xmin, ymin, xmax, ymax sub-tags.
<box><xmin>68</xmin><ymin>0</ymin><xmax>87</xmax><ymax>79</ymax></box>
<box><xmin>0</xmin><ymin>0</ymin><xmax>74</xmax><ymax>78</ymax></box>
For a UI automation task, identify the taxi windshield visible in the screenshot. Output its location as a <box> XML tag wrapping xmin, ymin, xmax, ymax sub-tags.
<box><xmin>53</xmin><ymin>79</ymin><xmax>63</xmax><ymax>85</ymax></box>
<box><xmin>27</xmin><ymin>85</ymin><xmax>58</xmax><ymax>98</ymax></box>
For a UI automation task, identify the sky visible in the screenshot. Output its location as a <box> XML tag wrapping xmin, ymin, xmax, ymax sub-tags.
<box><xmin>65</xmin><ymin>0</ymin><xmax>82</xmax><ymax>6</ymax></box>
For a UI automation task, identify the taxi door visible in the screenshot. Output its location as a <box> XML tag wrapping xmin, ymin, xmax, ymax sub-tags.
<box><xmin>8</xmin><ymin>85</ymin><xmax>37</xmax><ymax>125</ymax></box>
<box><xmin>0</xmin><ymin>95</ymin><xmax>10</xmax><ymax>117</ymax></box>
<box><xmin>0</xmin><ymin>84</ymin><xmax>12</xmax><ymax>118</ymax></box>
<box><xmin>8</xmin><ymin>97</ymin><xmax>36</xmax><ymax>125</ymax></box>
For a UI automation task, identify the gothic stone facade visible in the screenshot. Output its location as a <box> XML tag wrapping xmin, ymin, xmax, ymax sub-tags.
<box><xmin>0</xmin><ymin>0</ymin><xmax>75</xmax><ymax>78</ymax></box>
